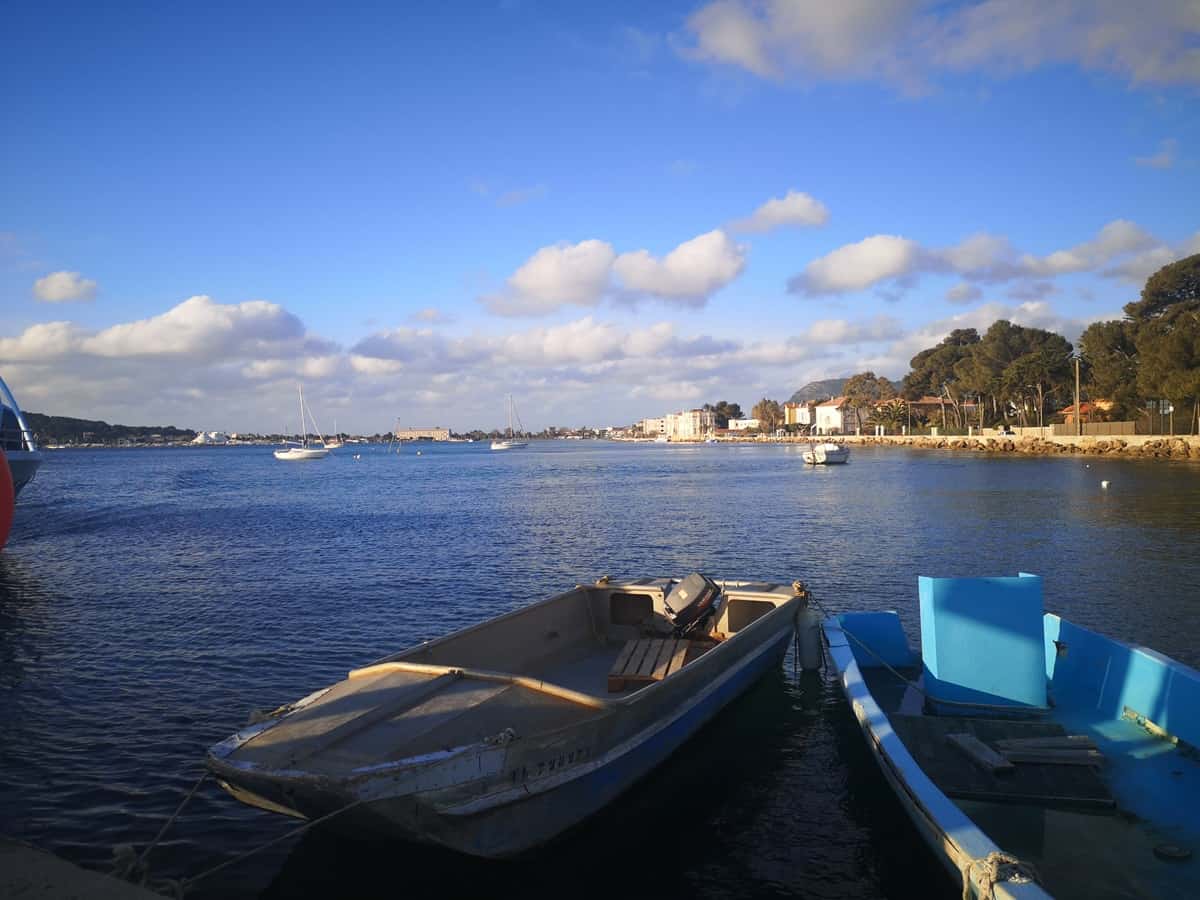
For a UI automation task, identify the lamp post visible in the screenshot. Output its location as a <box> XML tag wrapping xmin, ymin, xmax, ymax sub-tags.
<box><xmin>1072</xmin><ymin>353</ymin><xmax>1081</xmax><ymax>437</ymax></box>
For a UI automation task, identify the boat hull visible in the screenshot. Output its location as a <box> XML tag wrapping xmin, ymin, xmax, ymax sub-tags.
<box><xmin>802</xmin><ymin>443</ymin><xmax>849</xmax><ymax>464</ymax></box>
<box><xmin>824</xmin><ymin>615</ymin><xmax>1050</xmax><ymax>898</ymax></box>
<box><xmin>6</xmin><ymin>450</ymin><xmax>42</xmax><ymax>497</ymax></box>
<box><xmin>210</xmin><ymin>588</ymin><xmax>800</xmax><ymax>858</ymax></box>
<box><xmin>489</xmin><ymin>440</ymin><xmax>527</xmax><ymax>450</ymax></box>
<box><xmin>273</xmin><ymin>447</ymin><xmax>329</xmax><ymax>460</ymax></box>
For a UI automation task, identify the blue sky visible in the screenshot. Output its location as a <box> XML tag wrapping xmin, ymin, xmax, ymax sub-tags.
<box><xmin>2</xmin><ymin>1</ymin><xmax>1198</xmax><ymax>432</ymax></box>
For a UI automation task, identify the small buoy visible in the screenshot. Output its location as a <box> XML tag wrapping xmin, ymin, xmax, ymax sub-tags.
<box><xmin>1101</xmin><ymin>480</ymin><xmax>1110</xmax><ymax>489</ymax></box>
<box><xmin>352</xmin><ymin>454</ymin><xmax>361</xmax><ymax>460</ymax></box>
<box><xmin>416</xmin><ymin>450</ymin><xmax>422</xmax><ymax>456</ymax></box>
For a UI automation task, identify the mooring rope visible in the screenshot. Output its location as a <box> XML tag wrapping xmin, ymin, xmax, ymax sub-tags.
<box><xmin>112</xmin><ymin>766</ymin><xmax>367</xmax><ymax>898</ymax></box>
<box><xmin>962</xmin><ymin>850</ymin><xmax>1040</xmax><ymax>900</ymax></box>
<box><xmin>175</xmin><ymin>798</ymin><xmax>367</xmax><ymax>894</ymax></box>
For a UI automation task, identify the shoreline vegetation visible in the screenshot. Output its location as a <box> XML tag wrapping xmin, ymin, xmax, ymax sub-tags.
<box><xmin>37</xmin><ymin>432</ymin><xmax>1200</xmax><ymax>461</ymax></box>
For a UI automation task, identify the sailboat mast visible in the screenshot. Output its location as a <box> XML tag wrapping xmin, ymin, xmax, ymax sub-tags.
<box><xmin>298</xmin><ymin>384</ymin><xmax>305</xmax><ymax>447</ymax></box>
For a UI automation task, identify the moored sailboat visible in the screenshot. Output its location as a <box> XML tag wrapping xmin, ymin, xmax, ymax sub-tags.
<box><xmin>274</xmin><ymin>385</ymin><xmax>329</xmax><ymax>461</ymax></box>
<box><xmin>491</xmin><ymin>394</ymin><xmax>528</xmax><ymax>450</ymax></box>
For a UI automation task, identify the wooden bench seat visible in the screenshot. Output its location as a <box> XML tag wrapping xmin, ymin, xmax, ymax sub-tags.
<box><xmin>607</xmin><ymin>638</ymin><xmax>697</xmax><ymax>692</ymax></box>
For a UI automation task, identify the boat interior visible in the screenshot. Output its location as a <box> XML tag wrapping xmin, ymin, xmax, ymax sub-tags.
<box><xmin>836</xmin><ymin>574</ymin><xmax>1200</xmax><ymax>899</ymax></box>
<box><xmin>215</xmin><ymin>578</ymin><xmax>797</xmax><ymax>778</ymax></box>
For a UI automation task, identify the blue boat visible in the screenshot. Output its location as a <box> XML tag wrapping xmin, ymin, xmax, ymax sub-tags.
<box><xmin>823</xmin><ymin>574</ymin><xmax>1200</xmax><ymax>900</ymax></box>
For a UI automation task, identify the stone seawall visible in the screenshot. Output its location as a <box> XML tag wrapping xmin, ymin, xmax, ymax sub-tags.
<box><xmin>833</xmin><ymin>434</ymin><xmax>1200</xmax><ymax>460</ymax></box>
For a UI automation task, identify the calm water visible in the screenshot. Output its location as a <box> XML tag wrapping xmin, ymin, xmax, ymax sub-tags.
<box><xmin>2</xmin><ymin>442</ymin><xmax>1198</xmax><ymax>898</ymax></box>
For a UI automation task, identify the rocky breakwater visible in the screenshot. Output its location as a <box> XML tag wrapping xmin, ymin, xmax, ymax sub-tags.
<box><xmin>839</xmin><ymin>434</ymin><xmax>1200</xmax><ymax>460</ymax></box>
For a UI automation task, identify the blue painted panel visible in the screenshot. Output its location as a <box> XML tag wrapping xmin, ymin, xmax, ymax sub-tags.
<box><xmin>1046</xmin><ymin>614</ymin><xmax>1200</xmax><ymax>749</ymax></box>
<box><xmin>919</xmin><ymin>574</ymin><xmax>1047</xmax><ymax>711</ymax></box>
<box><xmin>837</xmin><ymin>611</ymin><xmax>914</xmax><ymax>668</ymax></box>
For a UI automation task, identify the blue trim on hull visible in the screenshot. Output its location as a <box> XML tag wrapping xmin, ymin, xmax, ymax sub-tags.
<box><xmin>372</xmin><ymin>630</ymin><xmax>795</xmax><ymax>857</ymax></box>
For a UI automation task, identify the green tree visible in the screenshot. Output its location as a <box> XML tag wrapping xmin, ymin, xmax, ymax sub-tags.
<box><xmin>704</xmin><ymin>400</ymin><xmax>744</xmax><ymax>428</ymax></box>
<box><xmin>1136</xmin><ymin>313</ymin><xmax>1200</xmax><ymax>433</ymax></box>
<box><xmin>1124</xmin><ymin>253</ymin><xmax>1200</xmax><ymax>322</ymax></box>
<box><xmin>1001</xmin><ymin>348</ymin><xmax>1073</xmax><ymax>428</ymax></box>
<box><xmin>843</xmin><ymin>371</ymin><xmax>894</xmax><ymax>430</ymax></box>
<box><xmin>1078</xmin><ymin>319</ymin><xmax>1141</xmax><ymax>419</ymax></box>
<box><xmin>902</xmin><ymin>329</ymin><xmax>980</xmax><ymax>427</ymax></box>
<box><xmin>1124</xmin><ymin>254</ymin><xmax>1200</xmax><ymax>433</ymax></box>
<box><xmin>869</xmin><ymin>397</ymin><xmax>908</xmax><ymax>432</ymax></box>
<box><xmin>751</xmin><ymin>398</ymin><xmax>783</xmax><ymax>433</ymax></box>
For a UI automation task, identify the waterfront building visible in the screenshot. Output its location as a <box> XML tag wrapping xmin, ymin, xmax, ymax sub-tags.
<box><xmin>784</xmin><ymin>401</ymin><xmax>815</xmax><ymax>428</ymax></box>
<box><xmin>665</xmin><ymin>408</ymin><xmax>715</xmax><ymax>441</ymax></box>
<box><xmin>638</xmin><ymin>417</ymin><xmax>667</xmax><ymax>438</ymax></box>
<box><xmin>814</xmin><ymin>397</ymin><xmax>850</xmax><ymax>435</ymax></box>
<box><xmin>393</xmin><ymin>427</ymin><xmax>451</xmax><ymax>441</ymax></box>
<box><xmin>191</xmin><ymin>431</ymin><xmax>230</xmax><ymax>445</ymax></box>
<box><xmin>727</xmin><ymin>418</ymin><xmax>760</xmax><ymax>432</ymax></box>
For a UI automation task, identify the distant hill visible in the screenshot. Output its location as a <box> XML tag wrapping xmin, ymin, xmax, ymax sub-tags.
<box><xmin>22</xmin><ymin>411</ymin><xmax>196</xmax><ymax>445</ymax></box>
<box><xmin>788</xmin><ymin>378</ymin><xmax>850</xmax><ymax>403</ymax></box>
<box><xmin>787</xmin><ymin>377</ymin><xmax>900</xmax><ymax>404</ymax></box>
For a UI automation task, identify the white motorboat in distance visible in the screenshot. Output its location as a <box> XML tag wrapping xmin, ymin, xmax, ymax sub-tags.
<box><xmin>207</xmin><ymin>574</ymin><xmax>807</xmax><ymax>858</ymax></box>
<box><xmin>0</xmin><ymin>373</ymin><xmax>43</xmax><ymax>497</ymax></box>
<box><xmin>802</xmin><ymin>441</ymin><xmax>849</xmax><ymax>465</ymax></box>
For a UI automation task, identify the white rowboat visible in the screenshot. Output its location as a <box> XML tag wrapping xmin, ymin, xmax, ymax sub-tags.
<box><xmin>208</xmin><ymin>575</ymin><xmax>805</xmax><ymax>858</ymax></box>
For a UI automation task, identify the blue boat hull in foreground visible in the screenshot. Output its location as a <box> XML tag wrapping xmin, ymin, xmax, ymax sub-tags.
<box><xmin>824</xmin><ymin>575</ymin><xmax>1200</xmax><ymax>900</ymax></box>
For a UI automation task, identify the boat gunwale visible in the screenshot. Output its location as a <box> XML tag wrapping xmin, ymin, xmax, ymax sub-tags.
<box><xmin>822</xmin><ymin>615</ymin><xmax>1051</xmax><ymax>900</ymax></box>
<box><xmin>209</xmin><ymin>598</ymin><xmax>800</xmax><ymax>820</ymax></box>
<box><xmin>207</xmin><ymin>589</ymin><xmax>801</xmax><ymax>798</ymax></box>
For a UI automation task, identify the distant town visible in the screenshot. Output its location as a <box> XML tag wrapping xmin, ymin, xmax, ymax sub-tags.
<box><xmin>18</xmin><ymin>253</ymin><xmax>1200</xmax><ymax>447</ymax></box>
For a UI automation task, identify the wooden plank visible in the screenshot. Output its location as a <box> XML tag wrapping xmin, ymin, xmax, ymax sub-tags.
<box><xmin>667</xmin><ymin>639</ymin><xmax>690</xmax><ymax>676</ymax></box>
<box><xmin>625</xmin><ymin>639</ymin><xmax>654</xmax><ymax>676</ymax></box>
<box><xmin>637</xmin><ymin>639</ymin><xmax>666</xmax><ymax>678</ymax></box>
<box><xmin>1001</xmin><ymin>748</ymin><xmax>1105</xmax><ymax>767</ymax></box>
<box><xmin>886</xmin><ymin>713</ymin><xmax>1114</xmax><ymax>809</ymax></box>
<box><xmin>609</xmin><ymin>639</ymin><xmax>639</xmax><ymax>676</ymax></box>
<box><xmin>652</xmin><ymin>639</ymin><xmax>677</xmax><ymax>681</ymax></box>
<box><xmin>607</xmin><ymin>638</ymin><xmax>642</xmax><ymax>692</ymax></box>
<box><xmin>946</xmin><ymin>733</ymin><xmax>1016</xmax><ymax>775</ymax></box>
<box><xmin>994</xmin><ymin>735</ymin><xmax>1097</xmax><ymax>751</ymax></box>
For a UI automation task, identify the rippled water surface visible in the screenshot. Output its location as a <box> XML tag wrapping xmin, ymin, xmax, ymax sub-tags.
<box><xmin>2</xmin><ymin>442</ymin><xmax>1199</xmax><ymax>898</ymax></box>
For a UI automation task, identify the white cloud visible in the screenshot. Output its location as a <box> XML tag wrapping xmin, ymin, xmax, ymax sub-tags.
<box><xmin>1136</xmin><ymin>138</ymin><xmax>1179</xmax><ymax>169</ymax></box>
<box><xmin>789</xmin><ymin>234</ymin><xmax>921</xmax><ymax>295</ymax></box>
<box><xmin>1102</xmin><ymin>230</ymin><xmax>1200</xmax><ymax>282</ymax></box>
<box><xmin>613</xmin><ymin>230</ymin><xmax>746</xmax><ymax>303</ymax></box>
<box><xmin>679</xmin><ymin>1</ymin><xmax>1200</xmax><ymax>90</ymax></box>
<box><xmin>33</xmin><ymin>270</ymin><xmax>97</xmax><ymax>303</ymax></box>
<box><xmin>0</xmin><ymin>321</ymin><xmax>86</xmax><ymax>361</ymax></box>
<box><xmin>789</xmin><ymin>220</ymin><xmax>1176</xmax><ymax>297</ymax></box>
<box><xmin>1021</xmin><ymin>220</ymin><xmax>1156</xmax><ymax>276</ymax></box>
<box><xmin>729</xmin><ymin>189</ymin><xmax>829</xmax><ymax>233</ymax></box>
<box><xmin>945</xmin><ymin>282</ymin><xmax>983</xmax><ymax>304</ymax></box>
<box><xmin>485</xmin><ymin>230</ymin><xmax>747</xmax><ymax>316</ymax></box>
<box><xmin>802</xmin><ymin>315</ymin><xmax>906</xmax><ymax>344</ymax></box>
<box><xmin>80</xmin><ymin>295</ymin><xmax>322</xmax><ymax>359</ymax></box>
<box><xmin>934</xmin><ymin>233</ymin><xmax>1018</xmax><ymax>278</ymax></box>
<box><xmin>483</xmin><ymin>240</ymin><xmax>617</xmax><ymax>316</ymax></box>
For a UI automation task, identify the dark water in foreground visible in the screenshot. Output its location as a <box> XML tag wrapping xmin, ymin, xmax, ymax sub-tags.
<box><xmin>2</xmin><ymin>442</ymin><xmax>1198</xmax><ymax>899</ymax></box>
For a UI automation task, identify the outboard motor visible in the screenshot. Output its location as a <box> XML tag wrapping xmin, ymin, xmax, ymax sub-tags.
<box><xmin>664</xmin><ymin>573</ymin><xmax>723</xmax><ymax>636</ymax></box>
